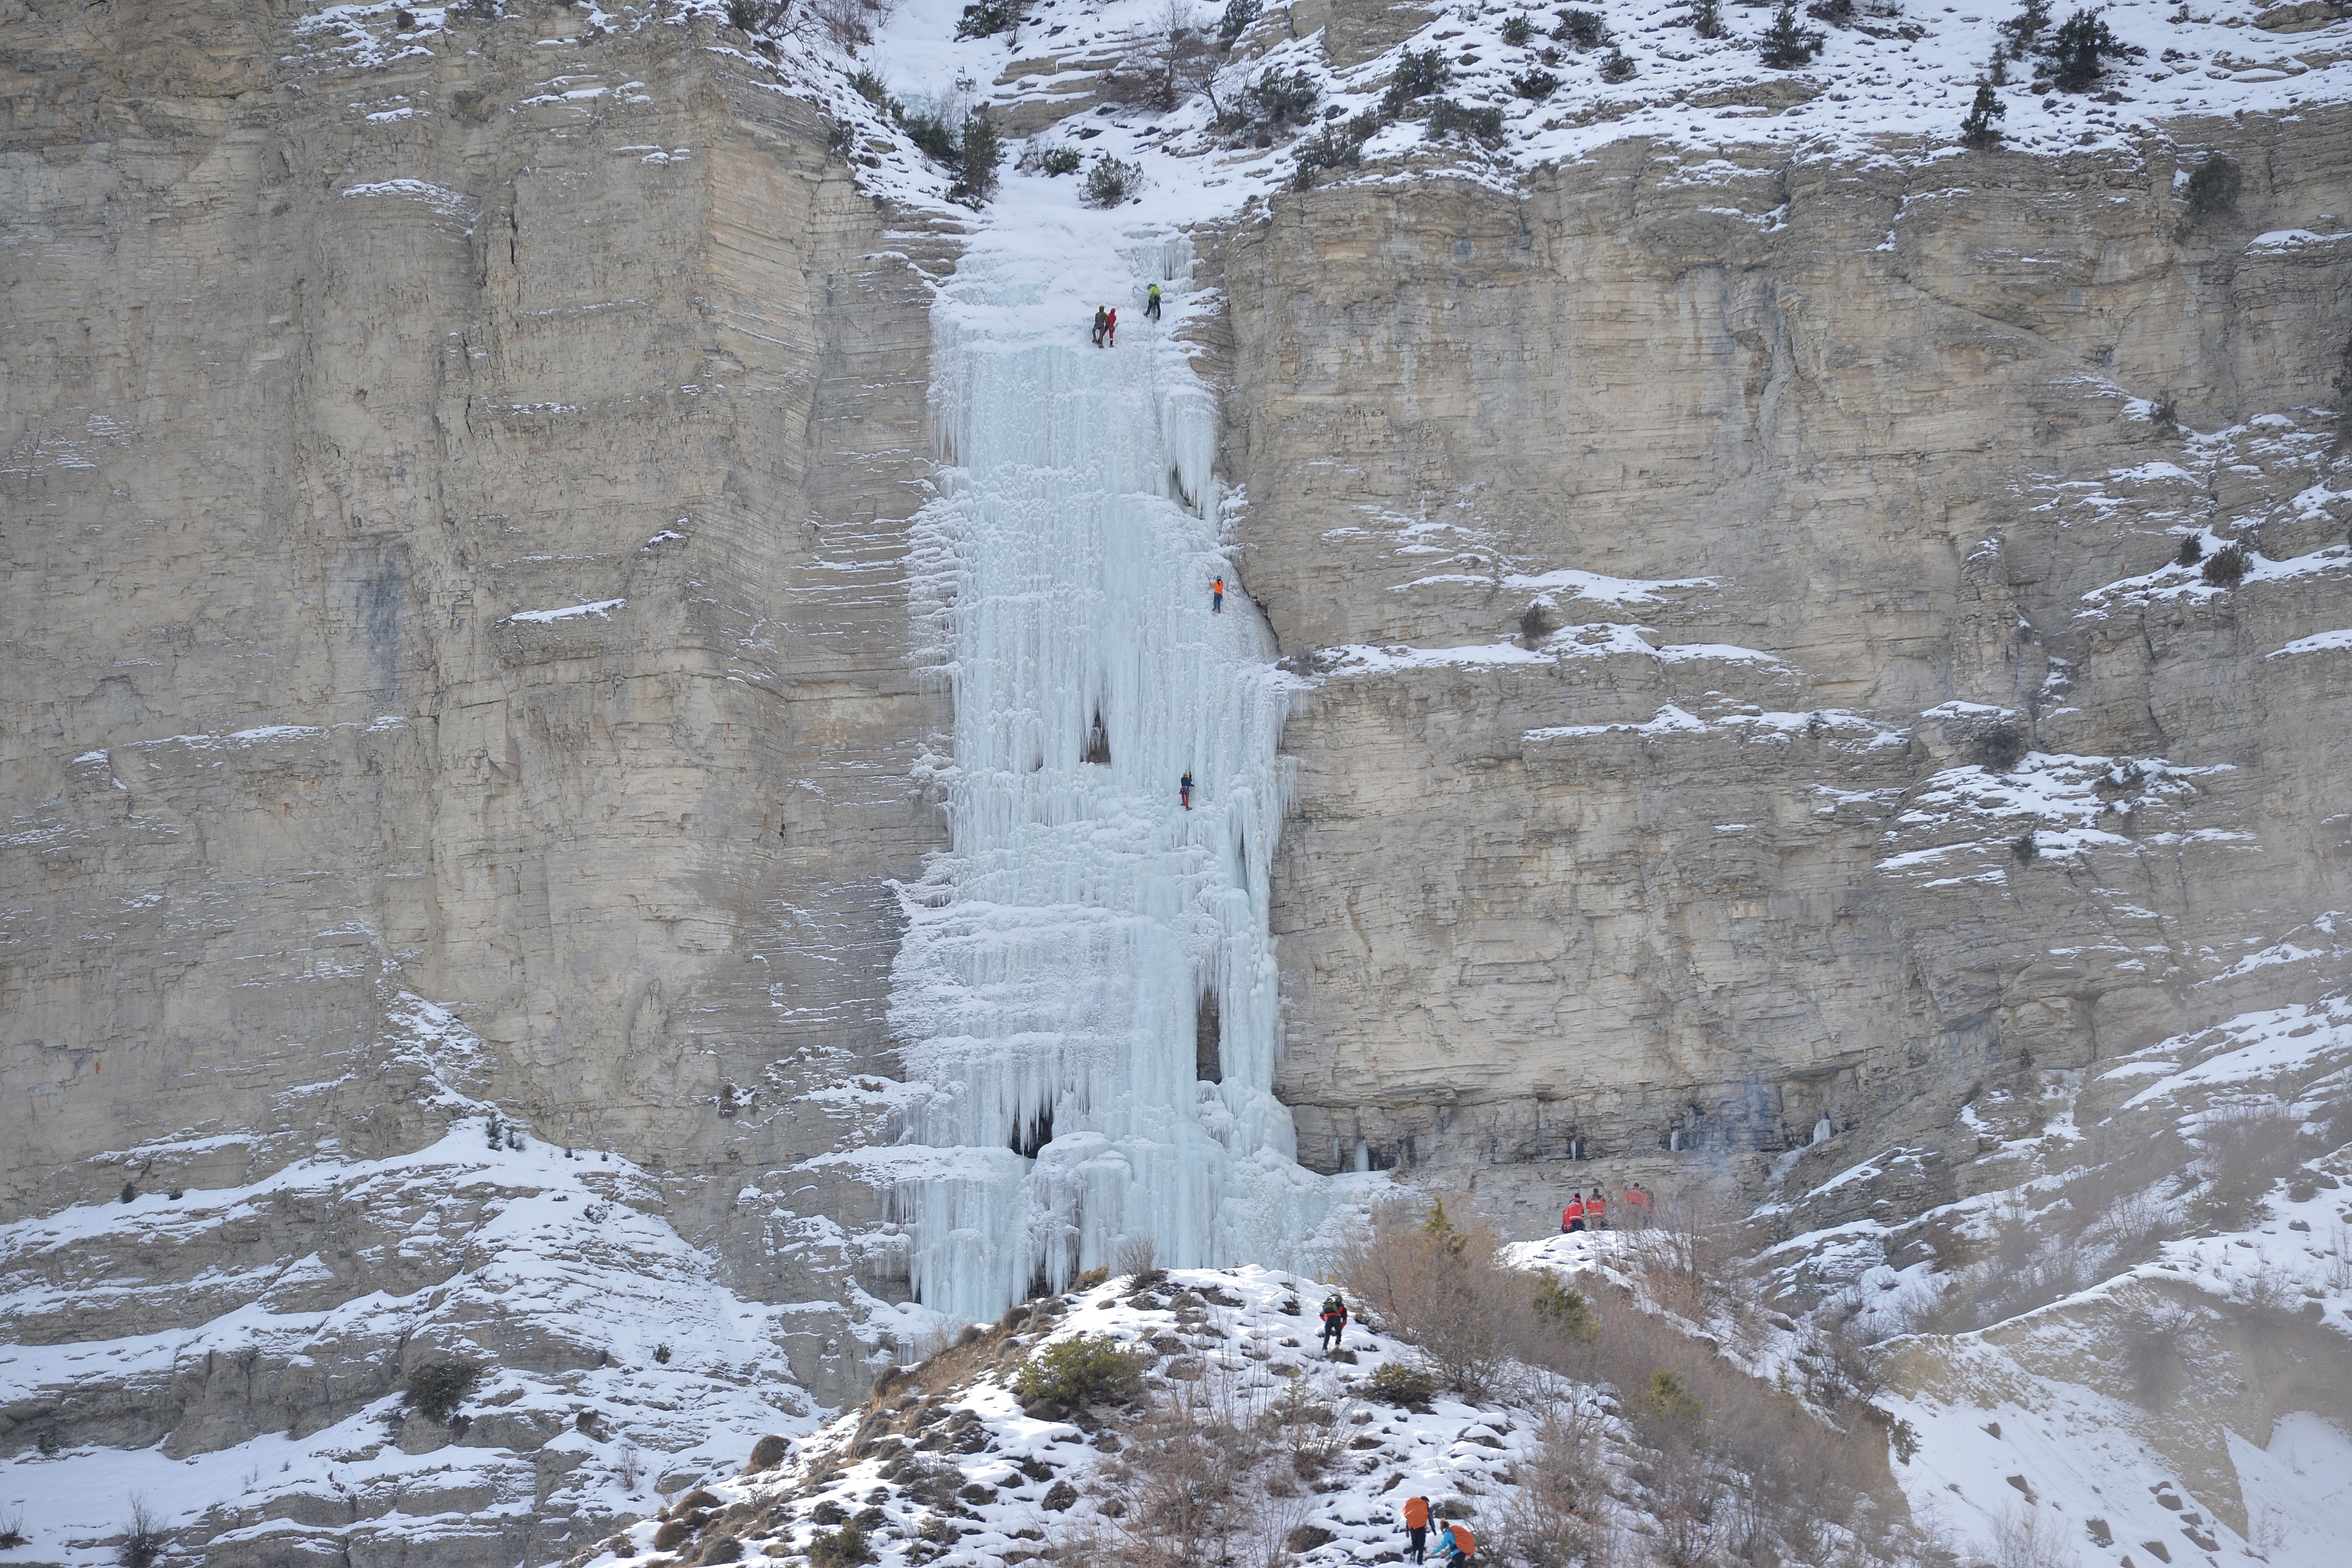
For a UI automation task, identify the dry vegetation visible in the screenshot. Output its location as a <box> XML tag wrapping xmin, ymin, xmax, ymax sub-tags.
<box><xmin>1335</xmin><ymin>1197</ymin><xmax>1943</xmax><ymax>1568</ymax></box>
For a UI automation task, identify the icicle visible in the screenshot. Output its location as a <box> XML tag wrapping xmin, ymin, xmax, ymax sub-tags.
<box><xmin>1813</xmin><ymin>1116</ymin><xmax>1833</xmax><ymax>1145</ymax></box>
<box><xmin>891</xmin><ymin>219</ymin><xmax>1328</xmax><ymax>1325</ymax></box>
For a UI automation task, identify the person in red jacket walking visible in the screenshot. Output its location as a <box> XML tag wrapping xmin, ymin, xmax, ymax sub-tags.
<box><xmin>1561</xmin><ymin>1194</ymin><xmax>1585</xmax><ymax>1234</ymax></box>
<box><xmin>1104</xmin><ymin>306</ymin><xmax>1117</xmax><ymax>347</ymax></box>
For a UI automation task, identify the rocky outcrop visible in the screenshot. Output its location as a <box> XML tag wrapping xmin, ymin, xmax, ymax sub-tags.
<box><xmin>1215</xmin><ymin>115</ymin><xmax>2352</xmax><ymax>1210</ymax></box>
<box><xmin>3</xmin><ymin>0</ymin><xmax>947</xmax><ymax>1557</ymax></box>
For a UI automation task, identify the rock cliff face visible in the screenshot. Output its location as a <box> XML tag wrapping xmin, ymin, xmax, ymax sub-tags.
<box><xmin>3</xmin><ymin>1</ymin><xmax>948</xmax><ymax>1557</ymax></box>
<box><xmin>4</xmin><ymin>0</ymin><xmax>2352</xmax><ymax>1561</ymax></box>
<box><xmin>1216</xmin><ymin>120</ymin><xmax>2352</xmax><ymax>1223</ymax></box>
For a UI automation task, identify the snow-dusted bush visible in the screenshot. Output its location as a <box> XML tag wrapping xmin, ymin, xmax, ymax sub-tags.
<box><xmin>1426</xmin><ymin>98</ymin><xmax>1506</xmax><ymax>144</ymax></box>
<box><xmin>954</xmin><ymin>0</ymin><xmax>1024</xmax><ymax>39</ymax></box>
<box><xmin>1243</xmin><ymin>68</ymin><xmax>1321</xmax><ymax>128</ymax></box>
<box><xmin>117</xmin><ymin>1496</ymin><xmax>164</xmax><ymax>1568</ymax></box>
<box><xmin>2185</xmin><ymin>153</ymin><xmax>2242</xmax><ymax>219</ymax></box>
<box><xmin>1366</xmin><ymin>1361</ymin><xmax>1436</xmax><ymax>1409</ymax></box>
<box><xmin>1553</xmin><ymin>8</ymin><xmax>1609</xmax><ymax>49</ymax></box>
<box><xmin>1503</xmin><ymin>13</ymin><xmax>1535</xmax><ymax>44</ymax></box>
<box><xmin>1960</xmin><ymin>81</ymin><xmax>2006</xmax><ymax>147</ymax></box>
<box><xmin>2043</xmin><ymin>7</ymin><xmax>2143</xmax><ymax>91</ymax></box>
<box><xmin>2201</xmin><ymin>541</ymin><xmax>2249</xmax><ymax>588</ymax></box>
<box><xmin>1217</xmin><ymin>0</ymin><xmax>1262</xmax><ymax>44</ymax></box>
<box><xmin>1082</xmin><ymin>156</ymin><xmax>1144</xmax><ymax>207</ymax></box>
<box><xmin>1041</xmin><ymin>145</ymin><xmax>1082</xmax><ymax>175</ymax></box>
<box><xmin>1012</xmin><ymin>1333</ymin><xmax>1149</xmax><ymax>1406</ymax></box>
<box><xmin>1599</xmin><ymin>47</ymin><xmax>1637</xmax><ymax>82</ymax></box>
<box><xmin>1383</xmin><ymin>47</ymin><xmax>1452</xmax><ymax>114</ymax></box>
<box><xmin>1758</xmin><ymin>1</ymin><xmax>1824</xmax><ymax>67</ymax></box>
<box><xmin>406</xmin><ymin>1360</ymin><xmax>484</xmax><ymax>1425</ymax></box>
<box><xmin>806</xmin><ymin>1520</ymin><xmax>873</xmax><ymax>1568</ymax></box>
<box><xmin>1972</xmin><ymin>722</ymin><xmax>2028</xmax><ymax>772</ymax></box>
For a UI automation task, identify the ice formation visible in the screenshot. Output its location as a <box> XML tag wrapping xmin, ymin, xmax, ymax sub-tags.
<box><xmin>891</xmin><ymin>220</ymin><xmax>1327</xmax><ymax>1325</ymax></box>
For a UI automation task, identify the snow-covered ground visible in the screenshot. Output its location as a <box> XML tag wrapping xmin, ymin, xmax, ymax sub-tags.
<box><xmin>590</xmin><ymin>1264</ymin><xmax>1615</xmax><ymax>1568</ymax></box>
<box><xmin>0</xmin><ymin>997</ymin><xmax>818</xmax><ymax>1565</ymax></box>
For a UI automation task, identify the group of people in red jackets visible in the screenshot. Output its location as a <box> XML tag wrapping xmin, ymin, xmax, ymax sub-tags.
<box><xmin>1563</xmin><ymin>1182</ymin><xmax>1650</xmax><ymax>1233</ymax></box>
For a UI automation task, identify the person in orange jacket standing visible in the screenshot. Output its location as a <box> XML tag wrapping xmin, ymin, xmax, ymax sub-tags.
<box><xmin>1400</xmin><ymin>1495</ymin><xmax>1432</xmax><ymax>1563</ymax></box>
<box><xmin>1562</xmin><ymin>1193</ymin><xmax>1585</xmax><ymax>1234</ymax></box>
<box><xmin>1585</xmin><ymin>1188</ymin><xmax>1607</xmax><ymax>1230</ymax></box>
<box><xmin>1624</xmin><ymin>1182</ymin><xmax>1653</xmax><ymax>1228</ymax></box>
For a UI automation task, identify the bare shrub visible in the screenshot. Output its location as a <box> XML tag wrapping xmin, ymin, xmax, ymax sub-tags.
<box><xmin>2193</xmin><ymin>1102</ymin><xmax>2299</xmax><ymax>1230</ymax></box>
<box><xmin>1115</xmin><ymin>1232</ymin><xmax>1160</xmax><ymax>1278</ymax></box>
<box><xmin>118</xmin><ymin>1496</ymin><xmax>164</xmax><ymax>1568</ymax></box>
<box><xmin>0</xmin><ymin>1503</ymin><xmax>27</xmax><ymax>1551</ymax></box>
<box><xmin>1492</xmin><ymin>1404</ymin><xmax>1614</xmax><ymax>1567</ymax></box>
<box><xmin>1619</xmin><ymin>1185</ymin><xmax>1748</xmax><ymax>1324</ymax></box>
<box><xmin>1107</xmin><ymin>0</ymin><xmax>1220</xmax><ymax>111</ymax></box>
<box><xmin>1991</xmin><ymin>1505</ymin><xmax>2079</xmax><ymax>1568</ymax></box>
<box><xmin>1339</xmin><ymin>1198</ymin><xmax>1529</xmax><ymax>1397</ymax></box>
<box><xmin>1098</xmin><ymin>1366</ymin><xmax>1299</xmax><ymax>1568</ymax></box>
<box><xmin>799</xmin><ymin>0</ymin><xmax>894</xmax><ymax>51</ymax></box>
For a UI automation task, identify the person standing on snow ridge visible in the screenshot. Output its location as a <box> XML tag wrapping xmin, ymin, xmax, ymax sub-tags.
<box><xmin>1179</xmin><ymin>771</ymin><xmax>1194</xmax><ymax>810</ymax></box>
<box><xmin>1562</xmin><ymin>1193</ymin><xmax>1585</xmax><ymax>1234</ymax></box>
<box><xmin>1585</xmin><ymin>1188</ymin><xmax>1607</xmax><ymax>1230</ymax></box>
<box><xmin>1091</xmin><ymin>305</ymin><xmax>1107</xmax><ymax>347</ymax></box>
<box><xmin>1146</xmin><ymin>282</ymin><xmax>1162</xmax><ymax>320</ymax></box>
<box><xmin>1400</xmin><ymin>1495</ymin><xmax>1432</xmax><ymax>1564</ymax></box>
<box><xmin>1211</xmin><ymin>576</ymin><xmax>1225</xmax><ymax>613</ymax></box>
<box><xmin>1319</xmin><ymin>1292</ymin><xmax>1349</xmax><ymax>1351</ymax></box>
<box><xmin>1104</xmin><ymin>306</ymin><xmax>1117</xmax><ymax>347</ymax></box>
<box><xmin>1624</xmin><ymin>1182</ymin><xmax>1652</xmax><ymax>1229</ymax></box>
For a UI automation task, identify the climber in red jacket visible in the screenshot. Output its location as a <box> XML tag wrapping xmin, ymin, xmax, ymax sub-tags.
<box><xmin>1562</xmin><ymin>1194</ymin><xmax>1585</xmax><ymax>1234</ymax></box>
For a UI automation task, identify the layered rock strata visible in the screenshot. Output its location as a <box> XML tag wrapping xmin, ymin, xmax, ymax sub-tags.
<box><xmin>1215</xmin><ymin>117</ymin><xmax>2352</xmax><ymax>1220</ymax></box>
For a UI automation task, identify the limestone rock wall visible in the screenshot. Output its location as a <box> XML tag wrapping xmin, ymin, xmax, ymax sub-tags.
<box><xmin>0</xmin><ymin>0</ymin><xmax>944</xmax><ymax>1530</ymax></box>
<box><xmin>1215</xmin><ymin>118</ymin><xmax>2352</xmax><ymax>1215</ymax></box>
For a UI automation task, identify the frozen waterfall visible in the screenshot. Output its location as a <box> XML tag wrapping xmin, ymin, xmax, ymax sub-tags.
<box><xmin>891</xmin><ymin>220</ymin><xmax>1328</xmax><ymax>1326</ymax></box>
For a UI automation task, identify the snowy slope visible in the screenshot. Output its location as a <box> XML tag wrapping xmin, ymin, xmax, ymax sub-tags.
<box><xmin>587</xmin><ymin>1265</ymin><xmax>1659</xmax><ymax>1568</ymax></box>
<box><xmin>1757</xmin><ymin>994</ymin><xmax>2352</xmax><ymax>1568</ymax></box>
<box><xmin>0</xmin><ymin>997</ymin><xmax>819</xmax><ymax>1567</ymax></box>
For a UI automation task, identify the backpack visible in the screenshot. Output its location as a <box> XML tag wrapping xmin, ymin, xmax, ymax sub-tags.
<box><xmin>1448</xmin><ymin>1523</ymin><xmax>1476</xmax><ymax>1556</ymax></box>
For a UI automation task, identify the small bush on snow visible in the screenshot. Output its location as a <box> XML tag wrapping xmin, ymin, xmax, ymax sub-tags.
<box><xmin>406</xmin><ymin>1360</ymin><xmax>484</xmax><ymax>1425</ymax></box>
<box><xmin>1367</xmin><ymin>1361</ymin><xmax>1437</xmax><ymax>1409</ymax></box>
<box><xmin>1082</xmin><ymin>156</ymin><xmax>1144</xmax><ymax>207</ymax></box>
<box><xmin>806</xmin><ymin>1521</ymin><xmax>874</xmax><ymax>1568</ymax></box>
<box><xmin>1013</xmin><ymin>1333</ymin><xmax>1148</xmax><ymax>1406</ymax></box>
<box><xmin>2201</xmin><ymin>542</ymin><xmax>2249</xmax><ymax>588</ymax></box>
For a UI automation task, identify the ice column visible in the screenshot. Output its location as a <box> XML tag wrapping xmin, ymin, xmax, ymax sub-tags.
<box><xmin>891</xmin><ymin>222</ymin><xmax>1327</xmax><ymax>1326</ymax></box>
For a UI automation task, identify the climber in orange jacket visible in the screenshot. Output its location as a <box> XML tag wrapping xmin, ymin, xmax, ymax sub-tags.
<box><xmin>1562</xmin><ymin>1194</ymin><xmax>1585</xmax><ymax>1234</ymax></box>
<box><xmin>1401</xmin><ymin>1495</ymin><xmax>1432</xmax><ymax>1563</ymax></box>
<box><xmin>1211</xmin><ymin>576</ymin><xmax>1225</xmax><ymax>613</ymax></box>
<box><xmin>1585</xmin><ymin>1188</ymin><xmax>1607</xmax><ymax>1230</ymax></box>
